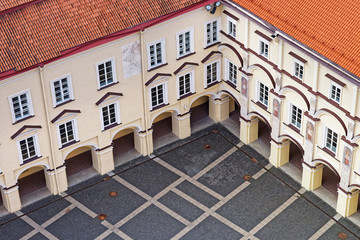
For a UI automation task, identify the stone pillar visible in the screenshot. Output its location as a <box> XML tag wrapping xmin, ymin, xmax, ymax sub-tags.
<box><xmin>240</xmin><ymin>117</ymin><xmax>258</xmax><ymax>144</ymax></box>
<box><xmin>45</xmin><ymin>169</ymin><xmax>60</xmax><ymax>194</ymax></box>
<box><xmin>93</xmin><ymin>146</ymin><xmax>114</xmax><ymax>175</ymax></box>
<box><xmin>147</xmin><ymin>129</ymin><xmax>154</xmax><ymax>155</ymax></box>
<box><xmin>55</xmin><ymin>166</ymin><xmax>68</xmax><ymax>193</ymax></box>
<box><xmin>302</xmin><ymin>163</ymin><xmax>323</xmax><ymax>191</ymax></box>
<box><xmin>171</xmin><ymin>112</ymin><xmax>191</xmax><ymax>139</ymax></box>
<box><xmin>337</xmin><ymin>189</ymin><xmax>359</xmax><ymax>217</ymax></box>
<box><xmin>2</xmin><ymin>185</ymin><xmax>21</xmax><ymax>212</ymax></box>
<box><xmin>134</xmin><ymin>130</ymin><xmax>149</xmax><ymax>156</ymax></box>
<box><xmin>269</xmin><ymin>139</ymin><xmax>290</xmax><ymax>167</ymax></box>
<box><xmin>209</xmin><ymin>96</ymin><xmax>230</xmax><ymax>123</ymax></box>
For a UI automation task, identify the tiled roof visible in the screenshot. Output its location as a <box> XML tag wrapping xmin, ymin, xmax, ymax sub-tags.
<box><xmin>232</xmin><ymin>0</ymin><xmax>360</xmax><ymax>78</ymax></box>
<box><xmin>0</xmin><ymin>0</ymin><xmax>33</xmax><ymax>12</ymax></box>
<box><xmin>0</xmin><ymin>0</ymin><xmax>204</xmax><ymax>74</ymax></box>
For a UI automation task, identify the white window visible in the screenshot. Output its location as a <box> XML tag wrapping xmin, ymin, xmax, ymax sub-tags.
<box><xmin>227</xmin><ymin>17</ymin><xmax>237</xmax><ymax>38</ymax></box>
<box><xmin>205</xmin><ymin>19</ymin><xmax>219</xmax><ymax>46</ymax></box>
<box><xmin>290</xmin><ymin>104</ymin><xmax>302</xmax><ymax>129</ymax></box>
<box><xmin>17</xmin><ymin>135</ymin><xmax>40</xmax><ymax>163</ymax></box>
<box><xmin>176</xmin><ymin>28</ymin><xmax>194</xmax><ymax>58</ymax></box>
<box><xmin>58</xmin><ymin>121</ymin><xmax>76</xmax><ymax>146</ymax></box>
<box><xmin>51</xmin><ymin>75</ymin><xmax>74</xmax><ymax>107</ymax></box>
<box><xmin>101</xmin><ymin>102</ymin><xmax>120</xmax><ymax>130</ymax></box>
<box><xmin>178</xmin><ymin>72</ymin><xmax>195</xmax><ymax>98</ymax></box>
<box><xmin>96</xmin><ymin>58</ymin><xmax>116</xmax><ymax>89</ymax></box>
<box><xmin>205</xmin><ymin>61</ymin><xmax>220</xmax><ymax>86</ymax></box>
<box><xmin>259</xmin><ymin>38</ymin><xmax>269</xmax><ymax>58</ymax></box>
<box><xmin>150</xmin><ymin>83</ymin><xmax>167</xmax><ymax>109</ymax></box>
<box><xmin>147</xmin><ymin>39</ymin><xmax>166</xmax><ymax>69</ymax></box>
<box><xmin>258</xmin><ymin>82</ymin><xmax>269</xmax><ymax>106</ymax></box>
<box><xmin>294</xmin><ymin>60</ymin><xmax>304</xmax><ymax>80</ymax></box>
<box><xmin>325</xmin><ymin>127</ymin><xmax>338</xmax><ymax>153</ymax></box>
<box><xmin>226</xmin><ymin>59</ymin><xmax>237</xmax><ymax>85</ymax></box>
<box><xmin>330</xmin><ymin>83</ymin><xmax>341</xmax><ymax>103</ymax></box>
<box><xmin>8</xmin><ymin>90</ymin><xmax>34</xmax><ymax>123</ymax></box>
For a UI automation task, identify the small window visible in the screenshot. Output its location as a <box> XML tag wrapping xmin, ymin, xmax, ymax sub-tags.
<box><xmin>330</xmin><ymin>83</ymin><xmax>341</xmax><ymax>103</ymax></box>
<box><xmin>258</xmin><ymin>82</ymin><xmax>269</xmax><ymax>106</ymax></box>
<box><xmin>150</xmin><ymin>83</ymin><xmax>166</xmax><ymax>109</ymax></box>
<box><xmin>177</xmin><ymin>29</ymin><xmax>194</xmax><ymax>58</ymax></box>
<box><xmin>148</xmin><ymin>40</ymin><xmax>166</xmax><ymax>69</ymax></box>
<box><xmin>294</xmin><ymin>60</ymin><xmax>304</xmax><ymax>80</ymax></box>
<box><xmin>228</xmin><ymin>18</ymin><xmax>236</xmax><ymax>38</ymax></box>
<box><xmin>325</xmin><ymin>127</ymin><xmax>338</xmax><ymax>153</ymax></box>
<box><xmin>178</xmin><ymin>72</ymin><xmax>194</xmax><ymax>98</ymax></box>
<box><xmin>51</xmin><ymin>75</ymin><xmax>74</xmax><ymax>107</ymax></box>
<box><xmin>9</xmin><ymin>90</ymin><xmax>34</xmax><ymax>123</ymax></box>
<box><xmin>259</xmin><ymin>39</ymin><xmax>269</xmax><ymax>58</ymax></box>
<box><xmin>58</xmin><ymin>120</ymin><xmax>76</xmax><ymax>146</ymax></box>
<box><xmin>96</xmin><ymin>59</ymin><xmax>116</xmax><ymax>89</ymax></box>
<box><xmin>101</xmin><ymin>103</ymin><xmax>119</xmax><ymax>129</ymax></box>
<box><xmin>290</xmin><ymin>104</ymin><xmax>302</xmax><ymax>129</ymax></box>
<box><xmin>205</xmin><ymin>61</ymin><xmax>219</xmax><ymax>86</ymax></box>
<box><xmin>226</xmin><ymin>60</ymin><xmax>237</xmax><ymax>85</ymax></box>
<box><xmin>205</xmin><ymin>20</ymin><xmax>218</xmax><ymax>46</ymax></box>
<box><xmin>17</xmin><ymin>134</ymin><xmax>40</xmax><ymax>164</ymax></box>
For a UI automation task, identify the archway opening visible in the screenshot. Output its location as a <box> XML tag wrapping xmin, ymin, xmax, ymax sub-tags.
<box><xmin>190</xmin><ymin>96</ymin><xmax>213</xmax><ymax>133</ymax></box>
<box><xmin>322</xmin><ymin>164</ymin><xmax>340</xmax><ymax>196</ymax></box>
<box><xmin>65</xmin><ymin>146</ymin><xmax>97</xmax><ymax>186</ymax></box>
<box><xmin>112</xmin><ymin>128</ymin><xmax>140</xmax><ymax>166</ymax></box>
<box><xmin>229</xmin><ymin>97</ymin><xmax>240</xmax><ymax>125</ymax></box>
<box><xmin>247</xmin><ymin>116</ymin><xmax>271</xmax><ymax>158</ymax></box>
<box><xmin>152</xmin><ymin>112</ymin><xmax>178</xmax><ymax>149</ymax></box>
<box><xmin>221</xmin><ymin>94</ymin><xmax>241</xmax><ymax>137</ymax></box>
<box><xmin>258</xmin><ymin>119</ymin><xmax>271</xmax><ymax>147</ymax></box>
<box><xmin>288</xmin><ymin>141</ymin><xmax>303</xmax><ymax>170</ymax></box>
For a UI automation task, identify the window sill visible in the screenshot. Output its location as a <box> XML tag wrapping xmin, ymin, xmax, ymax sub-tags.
<box><xmin>13</xmin><ymin>115</ymin><xmax>35</xmax><ymax>125</ymax></box>
<box><xmin>54</xmin><ymin>99</ymin><xmax>74</xmax><ymax>108</ymax></box>
<box><xmin>251</xmin><ymin>100</ymin><xmax>270</xmax><ymax>113</ymax></box>
<box><xmin>204</xmin><ymin>41</ymin><xmax>221</xmax><ymax>50</ymax></box>
<box><xmin>283</xmin><ymin>123</ymin><xmax>302</xmax><ymax>136</ymax></box>
<box><xmin>103</xmin><ymin>122</ymin><xmax>122</xmax><ymax>131</ymax></box>
<box><xmin>59</xmin><ymin>140</ymin><xmax>80</xmax><ymax>150</ymax></box>
<box><xmin>98</xmin><ymin>81</ymin><xmax>119</xmax><ymax>91</ymax></box>
<box><xmin>205</xmin><ymin>81</ymin><xmax>220</xmax><ymax>89</ymax></box>
<box><xmin>177</xmin><ymin>52</ymin><xmax>196</xmax><ymax>61</ymax></box>
<box><xmin>223</xmin><ymin>80</ymin><xmax>239</xmax><ymax>92</ymax></box>
<box><xmin>148</xmin><ymin>63</ymin><xmax>168</xmax><ymax>72</ymax></box>
<box><xmin>150</xmin><ymin>103</ymin><xmax>169</xmax><ymax>112</ymax></box>
<box><xmin>178</xmin><ymin>92</ymin><xmax>195</xmax><ymax>101</ymax></box>
<box><xmin>21</xmin><ymin>155</ymin><xmax>42</xmax><ymax>166</ymax></box>
<box><xmin>318</xmin><ymin>146</ymin><xmax>339</xmax><ymax>162</ymax></box>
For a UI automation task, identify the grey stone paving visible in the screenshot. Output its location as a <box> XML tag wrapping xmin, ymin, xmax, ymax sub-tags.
<box><xmin>0</xmin><ymin>123</ymin><xmax>360</xmax><ymax>240</ymax></box>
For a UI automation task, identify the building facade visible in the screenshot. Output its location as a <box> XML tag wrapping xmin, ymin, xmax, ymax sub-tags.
<box><xmin>1</xmin><ymin>0</ymin><xmax>360</xmax><ymax>218</ymax></box>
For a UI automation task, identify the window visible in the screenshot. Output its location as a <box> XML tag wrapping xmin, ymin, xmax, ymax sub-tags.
<box><xmin>101</xmin><ymin>103</ymin><xmax>120</xmax><ymax>129</ymax></box>
<box><xmin>259</xmin><ymin>39</ymin><xmax>269</xmax><ymax>58</ymax></box>
<box><xmin>148</xmin><ymin>39</ymin><xmax>166</xmax><ymax>69</ymax></box>
<box><xmin>150</xmin><ymin>83</ymin><xmax>167</xmax><ymax>109</ymax></box>
<box><xmin>205</xmin><ymin>20</ymin><xmax>219</xmax><ymax>46</ymax></box>
<box><xmin>228</xmin><ymin>18</ymin><xmax>236</xmax><ymax>38</ymax></box>
<box><xmin>294</xmin><ymin>60</ymin><xmax>304</xmax><ymax>80</ymax></box>
<box><xmin>258</xmin><ymin>82</ymin><xmax>269</xmax><ymax>106</ymax></box>
<box><xmin>58</xmin><ymin>120</ymin><xmax>76</xmax><ymax>146</ymax></box>
<box><xmin>178</xmin><ymin>72</ymin><xmax>195</xmax><ymax>98</ymax></box>
<box><xmin>177</xmin><ymin>28</ymin><xmax>194</xmax><ymax>58</ymax></box>
<box><xmin>9</xmin><ymin>90</ymin><xmax>34</xmax><ymax>123</ymax></box>
<box><xmin>330</xmin><ymin>83</ymin><xmax>341</xmax><ymax>103</ymax></box>
<box><xmin>17</xmin><ymin>135</ymin><xmax>40</xmax><ymax>163</ymax></box>
<box><xmin>325</xmin><ymin>127</ymin><xmax>338</xmax><ymax>153</ymax></box>
<box><xmin>226</xmin><ymin>60</ymin><xmax>237</xmax><ymax>85</ymax></box>
<box><xmin>290</xmin><ymin>104</ymin><xmax>302</xmax><ymax>129</ymax></box>
<box><xmin>205</xmin><ymin>61</ymin><xmax>220</xmax><ymax>86</ymax></box>
<box><xmin>51</xmin><ymin>75</ymin><xmax>74</xmax><ymax>107</ymax></box>
<box><xmin>96</xmin><ymin>59</ymin><xmax>116</xmax><ymax>89</ymax></box>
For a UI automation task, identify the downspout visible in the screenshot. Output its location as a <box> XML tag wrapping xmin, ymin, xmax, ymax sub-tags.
<box><xmin>38</xmin><ymin>66</ymin><xmax>61</xmax><ymax>195</ymax></box>
<box><xmin>140</xmin><ymin>29</ymin><xmax>151</xmax><ymax>156</ymax></box>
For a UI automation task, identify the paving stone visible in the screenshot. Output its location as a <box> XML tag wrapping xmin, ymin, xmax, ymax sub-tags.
<box><xmin>103</xmin><ymin>232</ymin><xmax>124</xmax><ymax>240</ymax></box>
<box><xmin>71</xmin><ymin>178</ymin><xmax>147</xmax><ymax>225</ymax></box>
<box><xmin>176</xmin><ymin>180</ymin><xmax>219</xmax><ymax>208</ymax></box>
<box><xmin>319</xmin><ymin>222</ymin><xmax>360</xmax><ymax>240</ymax></box>
<box><xmin>45</xmin><ymin>207</ymin><xmax>107</xmax><ymax>240</ymax></box>
<box><xmin>240</xmin><ymin>144</ymin><xmax>269</xmax><ymax>166</ymax></box>
<box><xmin>0</xmin><ymin>216</ymin><xmax>34</xmax><ymax>240</ymax></box>
<box><xmin>120</xmin><ymin>205</ymin><xmax>185</xmax><ymax>240</ymax></box>
<box><xmin>114</xmin><ymin>155</ymin><xmax>150</xmax><ymax>174</ymax></box>
<box><xmin>119</xmin><ymin>160</ymin><xmax>179</xmax><ymax>197</ymax></box>
<box><xmin>255</xmin><ymin>197</ymin><xmax>334</xmax><ymax>240</ymax></box>
<box><xmin>180</xmin><ymin>215</ymin><xmax>243</xmax><ymax>240</ymax></box>
<box><xmin>268</xmin><ymin>167</ymin><xmax>302</xmax><ymax>191</ymax></box>
<box><xmin>301</xmin><ymin>191</ymin><xmax>337</xmax><ymax>217</ymax></box>
<box><xmin>29</xmin><ymin>232</ymin><xmax>49</xmax><ymax>240</ymax></box>
<box><xmin>197</xmin><ymin>150</ymin><xmax>262</xmax><ymax>196</ymax></box>
<box><xmin>158</xmin><ymin>191</ymin><xmax>204</xmax><ymax>222</ymax></box>
<box><xmin>337</xmin><ymin>218</ymin><xmax>360</xmax><ymax>239</ymax></box>
<box><xmin>66</xmin><ymin>173</ymin><xmax>105</xmax><ymax>194</ymax></box>
<box><xmin>216</xmin><ymin>172</ymin><xmax>295</xmax><ymax>232</ymax></box>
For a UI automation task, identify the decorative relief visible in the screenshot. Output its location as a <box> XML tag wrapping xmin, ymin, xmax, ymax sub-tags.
<box><xmin>343</xmin><ymin>146</ymin><xmax>352</xmax><ymax>167</ymax></box>
<box><xmin>306</xmin><ymin>121</ymin><xmax>314</xmax><ymax>142</ymax></box>
<box><xmin>241</xmin><ymin>77</ymin><xmax>247</xmax><ymax>97</ymax></box>
<box><xmin>273</xmin><ymin>99</ymin><xmax>280</xmax><ymax>118</ymax></box>
<box><xmin>122</xmin><ymin>41</ymin><xmax>141</xmax><ymax>79</ymax></box>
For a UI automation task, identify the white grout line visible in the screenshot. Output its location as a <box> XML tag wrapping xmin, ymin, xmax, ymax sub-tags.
<box><xmin>308</xmin><ymin>213</ymin><xmax>342</xmax><ymax>240</ymax></box>
<box><xmin>252</xmin><ymin>168</ymin><xmax>266</xmax><ymax>180</ymax></box>
<box><xmin>65</xmin><ymin>196</ymin><xmax>97</xmax><ymax>218</ymax></box>
<box><xmin>95</xmin><ymin>220</ymin><xmax>133</xmax><ymax>240</ymax></box>
<box><xmin>41</xmin><ymin>204</ymin><xmax>75</xmax><ymax>228</ymax></box>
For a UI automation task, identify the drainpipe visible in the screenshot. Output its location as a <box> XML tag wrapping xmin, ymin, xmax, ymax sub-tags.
<box><xmin>140</xmin><ymin>29</ymin><xmax>151</xmax><ymax>156</ymax></box>
<box><xmin>38</xmin><ymin>66</ymin><xmax>61</xmax><ymax>195</ymax></box>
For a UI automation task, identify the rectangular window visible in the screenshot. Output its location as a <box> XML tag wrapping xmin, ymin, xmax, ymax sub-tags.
<box><xmin>206</xmin><ymin>62</ymin><xmax>219</xmax><ymax>86</ymax></box>
<box><xmin>259</xmin><ymin>82</ymin><xmax>269</xmax><ymax>106</ymax></box>
<box><xmin>52</xmin><ymin>75</ymin><xmax>74</xmax><ymax>106</ymax></box>
<box><xmin>151</xmin><ymin>84</ymin><xmax>165</xmax><ymax>108</ymax></box>
<box><xmin>259</xmin><ymin>40</ymin><xmax>269</xmax><ymax>58</ymax></box>
<box><xmin>206</xmin><ymin>20</ymin><xmax>218</xmax><ymax>46</ymax></box>
<box><xmin>97</xmin><ymin>60</ymin><xmax>114</xmax><ymax>88</ymax></box>
<box><xmin>325</xmin><ymin>128</ymin><xmax>338</xmax><ymax>153</ymax></box>
<box><xmin>228</xmin><ymin>19</ymin><xmax>236</xmax><ymax>38</ymax></box>
<box><xmin>294</xmin><ymin>61</ymin><xmax>304</xmax><ymax>80</ymax></box>
<box><xmin>19</xmin><ymin>136</ymin><xmax>37</xmax><ymax>161</ymax></box>
<box><xmin>177</xmin><ymin>29</ymin><xmax>194</xmax><ymax>58</ymax></box>
<box><xmin>102</xmin><ymin>103</ymin><xmax>117</xmax><ymax>128</ymax></box>
<box><xmin>290</xmin><ymin>104</ymin><xmax>302</xmax><ymax>129</ymax></box>
<box><xmin>178</xmin><ymin>73</ymin><xmax>192</xmax><ymax>97</ymax></box>
<box><xmin>59</xmin><ymin>121</ymin><xmax>75</xmax><ymax>145</ymax></box>
<box><xmin>9</xmin><ymin>90</ymin><xmax>33</xmax><ymax>123</ymax></box>
<box><xmin>148</xmin><ymin>40</ymin><xmax>165</xmax><ymax>69</ymax></box>
<box><xmin>330</xmin><ymin>84</ymin><xmax>341</xmax><ymax>103</ymax></box>
<box><xmin>227</xmin><ymin>60</ymin><xmax>237</xmax><ymax>85</ymax></box>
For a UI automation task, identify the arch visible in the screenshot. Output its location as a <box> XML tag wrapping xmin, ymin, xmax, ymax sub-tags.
<box><xmin>63</xmin><ymin>143</ymin><xmax>99</xmax><ymax>162</ymax></box>
<box><xmin>278</xmin><ymin>134</ymin><xmax>304</xmax><ymax>155</ymax></box>
<box><xmin>314</xmin><ymin>108</ymin><xmax>348</xmax><ymax>136</ymax></box>
<box><xmin>150</xmin><ymin>108</ymin><xmax>180</xmax><ymax>124</ymax></box>
<box><xmin>280</xmin><ymin>85</ymin><xmax>310</xmax><ymax>111</ymax></box>
<box><xmin>217</xmin><ymin>90</ymin><xmax>240</xmax><ymax>107</ymax></box>
<box><xmin>15</xmin><ymin>163</ymin><xmax>49</xmax><ymax>183</ymax></box>
<box><xmin>189</xmin><ymin>92</ymin><xmax>217</xmax><ymax>107</ymax></box>
<box><xmin>0</xmin><ymin>182</ymin><xmax>6</xmax><ymax>190</ymax></box>
<box><xmin>348</xmin><ymin>184</ymin><xmax>360</xmax><ymax>193</ymax></box>
<box><xmin>218</xmin><ymin>43</ymin><xmax>243</xmax><ymax>67</ymax></box>
<box><xmin>248</xmin><ymin>111</ymin><xmax>272</xmax><ymax>131</ymax></box>
<box><xmin>111</xmin><ymin>124</ymin><xmax>143</xmax><ymax>141</ymax></box>
<box><xmin>247</xmin><ymin>64</ymin><xmax>275</xmax><ymax>89</ymax></box>
<box><xmin>312</xmin><ymin>159</ymin><xmax>340</xmax><ymax>177</ymax></box>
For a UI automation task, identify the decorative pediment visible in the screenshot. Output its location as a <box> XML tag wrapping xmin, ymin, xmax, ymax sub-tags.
<box><xmin>95</xmin><ymin>92</ymin><xmax>123</xmax><ymax>106</ymax></box>
<box><xmin>201</xmin><ymin>51</ymin><xmax>222</xmax><ymax>63</ymax></box>
<box><xmin>11</xmin><ymin>125</ymin><xmax>42</xmax><ymax>139</ymax></box>
<box><xmin>51</xmin><ymin>109</ymin><xmax>81</xmax><ymax>123</ymax></box>
<box><xmin>145</xmin><ymin>73</ymin><xmax>172</xmax><ymax>86</ymax></box>
<box><xmin>173</xmin><ymin>62</ymin><xmax>199</xmax><ymax>75</ymax></box>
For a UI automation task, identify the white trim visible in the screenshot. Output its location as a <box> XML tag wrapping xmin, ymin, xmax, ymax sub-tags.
<box><xmin>204</xmin><ymin>17</ymin><xmax>221</xmax><ymax>47</ymax></box>
<box><xmin>256</xmin><ymin>80</ymin><xmax>269</xmax><ymax>107</ymax></box>
<box><xmin>99</xmin><ymin>100</ymin><xmax>121</xmax><ymax>131</ymax></box>
<box><xmin>177</xmin><ymin>70</ymin><xmax>195</xmax><ymax>99</ymax></box>
<box><xmin>258</xmin><ymin>37</ymin><xmax>269</xmax><ymax>59</ymax></box>
<box><xmin>149</xmin><ymin>82</ymin><xmax>168</xmax><ymax>110</ymax></box>
<box><xmin>147</xmin><ymin>38</ymin><xmax>166</xmax><ymax>70</ymax></box>
<box><xmin>176</xmin><ymin>27</ymin><xmax>195</xmax><ymax>59</ymax></box>
<box><xmin>289</xmin><ymin>103</ymin><xmax>302</xmax><ymax>129</ymax></box>
<box><xmin>50</xmin><ymin>73</ymin><xmax>74</xmax><ymax>108</ymax></box>
<box><xmin>323</xmin><ymin>126</ymin><xmax>339</xmax><ymax>154</ymax></box>
<box><xmin>16</xmin><ymin>133</ymin><xmax>41</xmax><ymax>164</ymax></box>
<box><xmin>293</xmin><ymin>59</ymin><xmax>304</xmax><ymax>80</ymax></box>
<box><xmin>329</xmin><ymin>81</ymin><xmax>342</xmax><ymax>104</ymax></box>
<box><xmin>227</xmin><ymin>16</ymin><xmax>237</xmax><ymax>38</ymax></box>
<box><xmin>225</xmin><ymin>58</ymin><xmax>238</xmax><ymax>86</ymax></box>
<box><xmin>95</xmin><ymin>57</ymin><xmax>117</xmax><ymax>90</ymax></box>
<box><xmin>204</xmin><ymin>59</ymin><xmax>221</xmax><ymax>88</ymax></box>
<box><xmin>8</xmin><ymin>89</ymin><xmax>34</xmax><ymax>123</ymax></box>
<box><xmin>56</xmin><ymin>119</ymin><xmax>79</xmax><ymax>148</ymax></box>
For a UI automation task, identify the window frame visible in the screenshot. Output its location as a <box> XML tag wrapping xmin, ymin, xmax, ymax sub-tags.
<box><xmin>259</xmin><ymin>37</ymin><xmax>269</xmax><ymax>59</ymax></box>
<box><xmin>56</xmin><ymin>119</ymin><xmax>79</xmax><ymax>148</ymax></box>
<box><xmin>289</xmin><ymin>103</ymin><xmax>302</xmax><ymax>129</ymax></box>
<box><xmin>257</xmin><ymin>81</ymin><xmax>269</xmax><ymax>107</ymax></box>
<box><xmin>324</xmin><ymin>127</ymin><xmax>339</xmax><ymax>154</ymax></box>
<box><xmin>176</xmin><ymin>28</ymin><xmax>194</xmax><ymax>59</ymax></box>
<box><xmin>16</xmin><ymin>134</ymin><xmax>41</xmax><ymax>164</ymax></box>
<box><xmin>204</xmin><ymin>60</ymin><xmax>221</xmax><ymax>88</ymax></box>
<box><xmin>293</xmin><ymin>59</ymin><xmax>304</xmax><ymax>80</ymax></box>
<box><xmin>227</xmin><ymin>16</ymin><xmax>237</xmax><ymax>38</ymax></box>
<box><xmin>95</xmin><ymin>57</ymin><xmax>117</xmax><ymax>90</ymax></box>
<box><xmin>100</xmin><ymin>101</ymin><xmax>121</xmax><ymax>131</ymax></box>
<box><xmin>149</xmin><ymin>82</ymin><xmax>168</xmax><ymax>110</ymax></box>
<box><xmin>177</xmin><ymin>70</ymin><xmax>195</xmax><ymax>99</ymax></box>
<box><xmin>50</xmin><ymin>74</ymin><xmax>74</xmax><ymax>107</ymax></box>
<box><xmin>204</xmin><ymin>18</ymin><xmax>220</xmax><ymax>47</ymax></box>
<box><xmin>329</xmin><ymin>82</ymin><xmax>342</xmax><ymax>104</ymax></box>
<box><xmin>8</xmin><ymin>89</ymin><xmax>34</xmax><ymax>123</ymax></box>
<box><xmin>225</xmin><ymin>59</ymin><xmax>238</xmax><ymax>86</ymax></box>
<box><xmin>147</xmin><ymin>39</ymin><xmax>166</xmax><ymax>70</ymax></box>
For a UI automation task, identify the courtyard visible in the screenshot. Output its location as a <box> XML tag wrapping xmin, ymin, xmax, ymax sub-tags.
<box><xmin>1</xmin><ymin>124</ymin><xmax>360</xmax><ymax>240</ymax></box>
